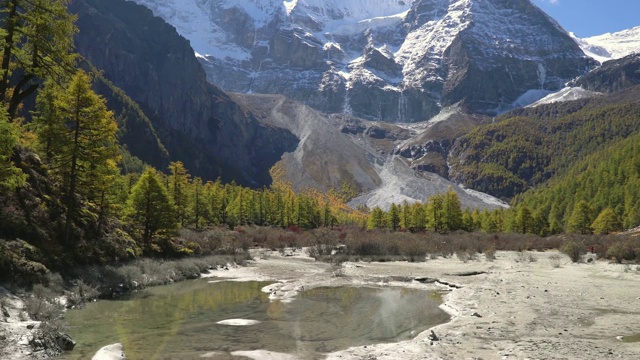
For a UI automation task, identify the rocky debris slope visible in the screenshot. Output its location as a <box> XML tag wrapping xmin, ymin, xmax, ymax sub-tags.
<box><xmin>231</xmin><ymin>93</ymin><xmax>505</xmax><ymax>210</ymax></box>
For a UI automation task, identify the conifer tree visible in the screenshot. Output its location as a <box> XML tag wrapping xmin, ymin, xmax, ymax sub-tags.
<box><xmin>367</xmin><ymin>207</ymin><xmax>385</xmax><ymax>230</ymax></box>
<box><xmin>514</xmin><ymin>205</ymin><xmax>534</xmax><ymax>234</ymax></box>
<box><xmin>591</xmin><ymin>208</ymin><xmax>622</xmax><ymax>235</ymax></box>
<box><xmin>34</xmin><ymin>70</ymin><xmax>119</xmax><ymax>241</ymax></box>
<box><xmin>443</xmin><ymin>189</ymin><xmax>463</xmax><ymax>232</ymax></box>
<box><xmin>0</xmin><ymin>0</ymin><xmax>77</xmax><ymax>119</ymax></box>
<box><xmin>167</xmin><ymin>161</ymin><xmax>190</xmax><ymax>226</ymax></box>
<box><xmin>410</xmin><ymin>202</ymin><xmax>426</xmax><ymax>231</ymax></box>
<box><xmin>426</xmin><ymin>194</ymin><xmax>445</xmax><ymax>233</ymax></box>
<box><xmin>386</xmin><ymin>203</ymin><xmax>400</xmax><ymax>231</ymax></box>
<box><xmin>189</xmin><ymin>177</ymin><xmax>207</xmax><ymax>229</ymax></box>
<box><xmin>399</xmin><ymin>200</ymin><xmax>411</xmax><ymax>230</ymax></box>
<box><xmin>125</xmin><ymin>168</ymin><xmax>176</xmax><ymax>244</ymax></box>
<box><xmin>568</xmin><ymin>200</ymin><xmax>593</xmax><ymax>234</ymax></box>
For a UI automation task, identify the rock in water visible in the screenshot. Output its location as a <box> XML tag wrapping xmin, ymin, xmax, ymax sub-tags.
<box><xmin>56</xmin><ymin>332</ymin><xmax>76</xmax><ymax>351</ymax></box>
<box><xmin>93</xmin><ymin>343</ymin><xmax>126</xmax><ymax>360</ymax></box>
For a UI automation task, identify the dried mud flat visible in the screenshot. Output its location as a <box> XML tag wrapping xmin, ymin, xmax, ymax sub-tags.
<box><xmin>3</xmin><ymin>250</ymin><xmax>640</xmax><ymax>360</ymax></box>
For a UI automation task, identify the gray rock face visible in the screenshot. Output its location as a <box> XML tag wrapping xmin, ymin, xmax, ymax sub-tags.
<box><xmin>71</xmin><ymin>0</ymin><xmax>297</xmax><ymax>186</ymax></box>
<box><xmin>132</xmin><ymin>0</ymin><xmax>594</xmax><ymax>122</ymax></box>
<box><xmin>572</xmin><ymin>54</ymin><xmax>640</xmax><ymax>94</ymax></box>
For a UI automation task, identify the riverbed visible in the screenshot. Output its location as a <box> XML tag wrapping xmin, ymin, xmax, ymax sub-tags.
<box><xmin>4</xmin><ymin>249</ymin><xmax>640</xmax><ymax>359</ymax></box>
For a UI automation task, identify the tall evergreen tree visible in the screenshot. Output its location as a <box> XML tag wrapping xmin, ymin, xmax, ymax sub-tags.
<box><xmin>167</xmin><ymin>161</ymin><xmax>190</xmax><ymax>227</ymax></box>
<box><xmin>443</xmin><ymin>189</ymin><xmax>463</xmax><ymax>232</ymax></box>
<box><xmin>591</xmin><ymin>208</ymin><xmax>622</xmax><ymax>235</ymax></box>
<box><xmin>34</xmin><ymin>70</ymin><xmax>119</xmax><ymax>241</ymax></box>
<box><xmin>125</xmin><ymin>168</ymin><xmax>176</xmax><ymax>244</ymax></box>
<box><xmin>568</xmin><ymin>200</ymin><xmax>593</xmax><ymax>234</ymax></box>
<box><xmin>367</xmin><ymin>207</ymin><xmax>385</xmax><ymax>230</ymax></box>
<box><xmin>426</xmin><ymin>194</ymin><xmax>445</xmax><ymax>233</ymax></box>
<box><xmin>386</xmin><ymin>203</ymin><xmax>400</xmax><ymax>231</ymax></box>
<box><xmin>514</xmin><ymin>205</ymin><xmax>534</xmax><ymax>234</ymax></box>
<box><xmin>0</xmin><ymin>0</ymin><xmax>77</xmax><ymax>119</ymax></box>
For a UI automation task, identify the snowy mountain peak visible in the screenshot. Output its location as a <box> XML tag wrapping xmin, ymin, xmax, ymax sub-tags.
<box><xmin>131</xmin><ymin>0</ymin><xmax>592</xmax><ymax>121</ymax></box>
<box><xmin>576</xmin><ymin>26</ymin><xmax>640</xmax><ymax>63</ymax></box>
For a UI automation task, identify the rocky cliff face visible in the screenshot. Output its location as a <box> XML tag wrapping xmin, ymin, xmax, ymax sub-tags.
<box><xmin>572</xmin><ymin>54</ymin><xmax>640</xmax><ymax>94</ymax></box>
<box><xmin>70</xmin><ymin>0</ymin><xmax>297</xmax><ymax>186</ymax></box>
<box><xmin>131</xmin><ymin>0</ymin><xmax>594</xmax><ymax>122</ymax></box>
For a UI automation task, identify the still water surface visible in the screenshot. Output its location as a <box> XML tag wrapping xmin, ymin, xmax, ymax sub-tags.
<box><xmin>60</xmin><ymin>279</ymin><xmax>448</xmax><ymax>359</ymax></box>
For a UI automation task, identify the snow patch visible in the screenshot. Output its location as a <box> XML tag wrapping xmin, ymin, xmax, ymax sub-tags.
<box><xmin>575</xmin><ymin>27</ymin><xmax>640</xmax><ymax>63</ymax></box>
<box><xmin>528</xmin><ymin>87</ymin><xmax>601</xmax><ymax>107</ymax></box>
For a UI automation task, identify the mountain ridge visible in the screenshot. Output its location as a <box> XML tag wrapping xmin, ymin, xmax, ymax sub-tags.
<box><xmin>131</xmin><ymin>0</ymin><xmax>593</xmax><ymax>121</ymax></box>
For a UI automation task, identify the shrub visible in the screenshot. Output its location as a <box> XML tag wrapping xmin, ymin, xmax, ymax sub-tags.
<box><xmin>484</xmin><ymin>246</ymin><xmax>496</xmax><ymax>262</ymax></box>
<box><xmin>401</xmin><ymin>239</ymin><xmax>427</xmax><ymax>262</ymax></box>
<box><xmin>515</xmin><ymin>251</ymin><xmax>537</xmax><ymax>263</ymax></box>
<box><xmin>456</xmin><ymin>249</ymin><xmax>477</xmax><ymax>263</ymax></box>
<box><xmin>24</xmin><ymin>285</ymin><xmax>64</xmax><ymax>322</ymax></box>
<box><xmin>66</xmin><ymin>279</ymin><xmax>100</xmax><ymax>308</ymax></box>
<box><xmin>561</xmin><ymin>240</ymin><xmax>585</xmax><ymax>263</ymax></box>
<box><xmin>606</xmin><ymin>242</ymin><xmax>635</xmax><ymax>264</ymax></box>
<box><xmin>548</xmin><ymin>253</ymin><xmax>563</xmax><ymax>268</ymax></box>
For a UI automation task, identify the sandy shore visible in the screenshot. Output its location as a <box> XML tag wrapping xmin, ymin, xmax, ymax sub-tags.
<box><xmin>3</xmin><ymin>249</ymin><xmax>640</xmax><ymax>359</ymax></box>
<box><xmin>210</xmin><ymin>249</ymin><xmax>640</xmax><ymax>360</ymax></box>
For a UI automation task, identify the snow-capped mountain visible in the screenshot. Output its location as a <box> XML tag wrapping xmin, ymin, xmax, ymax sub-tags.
<box><xmin>130</xmin><ymin>0</ymin><xmax>593</xmax><ymax>122</ymax></box>
<box><xmin>575</xmin><ymin>26</ymin><xmax>640</xmax><ymax>64</ymax></box>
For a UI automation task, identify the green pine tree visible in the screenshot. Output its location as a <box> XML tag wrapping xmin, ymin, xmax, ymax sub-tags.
<box><xmin>0</xmin><ymin>0</ymin><xmax>77</xmax><ymax>119</ymax></box>
<box><xmin>591</xmin><ymin>208</ymin><xmax>622</xmax><ymax>235</ymax></box>
<box><xmin>125</xmin><ymin>168</ymin><xmax>176</xmax><ymax>244</ymax></box>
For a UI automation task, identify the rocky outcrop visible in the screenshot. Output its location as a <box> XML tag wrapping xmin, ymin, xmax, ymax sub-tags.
<box><xmin>572</xmin><ymin>54</ymin><xmax>640</xmax><ymax>94</ymax></box>
<box><xmin>132</xmin><ymin>0</ymin><xmax>594</xmax><ymax>122</ymax></box>
<box><xmin>70</xmin><ymin>0</ymin><xmax>297</xmax><ymax>186</ymax></box>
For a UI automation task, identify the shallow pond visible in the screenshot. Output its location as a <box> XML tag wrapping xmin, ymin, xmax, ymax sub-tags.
<box><xmin>60</xmin><ymin>279</ymin><xmax>449</xmax><ymax>359</ymax></box>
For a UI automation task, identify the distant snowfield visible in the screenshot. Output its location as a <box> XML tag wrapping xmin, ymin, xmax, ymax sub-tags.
<box><xmin>575</xmin><ymin>26</ymin><xmax>640</xmax><ymax>63</ymax></box>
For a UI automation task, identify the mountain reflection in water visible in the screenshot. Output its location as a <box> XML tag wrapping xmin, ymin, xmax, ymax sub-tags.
<box><xmin>61</xmin><ymin>280</ymin><xmax>448</xmax><ymax>359</ymax></box>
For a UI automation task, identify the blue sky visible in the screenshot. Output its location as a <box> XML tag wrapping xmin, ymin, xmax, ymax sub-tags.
<box><xmin>532</xmin><ymin>0</ymin><xmax>640</xmax><ymax>37</ymax></box>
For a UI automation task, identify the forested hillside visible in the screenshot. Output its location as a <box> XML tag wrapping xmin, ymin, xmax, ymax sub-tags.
<box><xmin>0</xmin><ymin>0</ymin><xmax>352</xmax><ymax>283</ymax></box>
<box><xmin>513</xmin><ymin>134</ymin><xmax>640</xmax><ymax>234</ymax></box>
<box><xmin>449</xmin><ymin>86</ymin><xmax>640</xmax><ymax>199</ymax></box>
<box><xmin>2</xmin><ymin>0</ymin><xmax>640</xmax><ymax>286</ymax></box>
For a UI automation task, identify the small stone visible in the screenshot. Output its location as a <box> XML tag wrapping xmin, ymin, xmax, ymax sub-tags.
<box><xmin>471</xmin><ymin>312</ymin><xmax>482</xmax><ymax>318</ymax></box>
<box><xmin>26</xmin><ymin>324</ymin><xmax>35</xmax><ymax>330</ymax></box>
<box><xmin>428</xmin><ymin>330</ymin><xmax>439</xmax><ymax>341</ymax></box>
<box><xmin>56</xmin><ymin>332</ymin><xmax>76</xmax><ymax>351</ymax></box>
